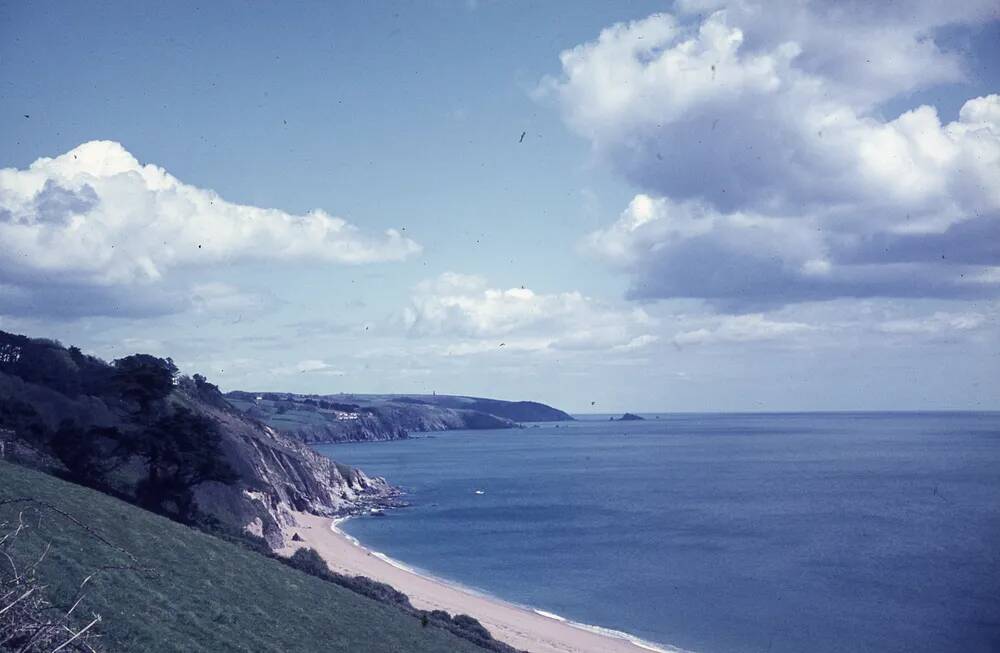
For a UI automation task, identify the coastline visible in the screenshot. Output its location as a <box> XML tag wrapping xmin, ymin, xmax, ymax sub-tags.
<box><xmin>279</xmin><ymin>510</ymin><xmax>688</xmax><ymax>653</ymax></box>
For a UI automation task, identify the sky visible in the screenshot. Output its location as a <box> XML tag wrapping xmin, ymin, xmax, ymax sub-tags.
<box><xmin>1</xmin><ymin>0</ymin><xmax>998</xmax><ymax>413</ymax></box>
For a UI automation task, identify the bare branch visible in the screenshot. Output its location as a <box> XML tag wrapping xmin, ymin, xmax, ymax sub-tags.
<box><xmin>51</xmin><ymin>614</ymin><xmax>101</xmax><ymax>653</ymax></box>
<box><xmin>0</xmin><ymin>587</ymin><xmax>36</xmax><ymax>615</ymax></box>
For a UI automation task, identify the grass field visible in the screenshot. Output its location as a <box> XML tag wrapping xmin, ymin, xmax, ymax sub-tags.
<box><xmin>0</xmin><ymin>461</ymin><xmax>485</xmax><ymax>652</ymax></box>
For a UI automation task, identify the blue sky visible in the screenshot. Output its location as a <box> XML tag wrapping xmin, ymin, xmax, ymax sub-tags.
<box><xmin>1</xmin><ymin>1</ymin><xmax>998</xmax><ymax>412</ymax></box>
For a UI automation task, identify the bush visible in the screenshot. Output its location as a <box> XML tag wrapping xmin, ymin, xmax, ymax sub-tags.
<box><xmin>286</xmin><ymin>547</ymin><xmax>331</xmax><ymax>578</ymax></box>
<box><xmin>452</xmin><ymin>614</ymin><xmax>494</xmax><ymax>641</ymax></box>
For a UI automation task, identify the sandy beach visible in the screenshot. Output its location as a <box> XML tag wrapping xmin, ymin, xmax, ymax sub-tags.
<box><xmin>279</xmin><ymin>510</ymin><xmax>682</xmax><ymax>653</ymax></box>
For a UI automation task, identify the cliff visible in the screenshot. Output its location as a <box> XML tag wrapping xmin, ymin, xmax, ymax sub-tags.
<box><xmin>0</xmin><ymin>330</ymin><xmax>394</xmax><ymax>548</ymax></box>
<box><xmin>406</xmin><ymin>395</ymin><xmax>574</xmax><ymax>423</ymax></box>
<box><xmin>226</xmin><ymin>391</ymin><xmax>573</xmax><ymax>443</ymax></box>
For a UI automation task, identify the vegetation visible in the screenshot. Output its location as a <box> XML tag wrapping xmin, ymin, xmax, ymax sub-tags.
<box><xmin>111</xmin><ymin>354</ymin><xmax>178</xmax><ymax>411</ymax></box>
<box><xmin>0</xmin><ymin>332</ymin><xmax>237</xmax><ymax>526</ymax></box>
<box><xmin>282</xmin><ymin>547</ymin><xmax>522</xmax><ymax>653</ymax></box>
<box><xmin>0</xmin><ymin>330</ymin><xmax>523</xmax><ymax>652</ymax></box>
<box><xmin>0</xmin><ymin>461</ymin><xmax>487</xmax><ymax>653</ymax></box>
<box><xmin>0</xmin><ymin>498</ymin><xmax>103</xmax><ymax>652</ymax></box>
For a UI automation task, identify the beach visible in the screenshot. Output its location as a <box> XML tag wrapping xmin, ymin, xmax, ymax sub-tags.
<box><xmin>279</xmin><ymin>509</ymin><xmax>680</xmax><ymax>653</ymax></box>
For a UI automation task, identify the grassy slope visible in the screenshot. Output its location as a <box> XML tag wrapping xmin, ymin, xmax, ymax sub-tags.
<box><xmin>0</xmin><ymin>462</ymin><xmax>483</xmax><ymax>653</ymax></box>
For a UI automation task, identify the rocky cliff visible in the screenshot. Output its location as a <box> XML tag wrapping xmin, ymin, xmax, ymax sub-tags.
<box><xmin>225</xmin><ymin>391</ymin><xmax>572</xmax><ymax>443</ymax></box>
<box><xmin>176</xmin><ymin>385</ymin><xmax>396</xmax><ymax>547</ymax></box>
<box><xmin>0</xmin><ymin>331</ymin><xmax>394</xmax><ymax>548</ymax></box>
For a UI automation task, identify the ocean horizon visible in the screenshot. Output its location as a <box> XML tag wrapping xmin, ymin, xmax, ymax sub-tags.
<box><xmin>319</xmin><ymin>411</ymin><xmax>1000</xmax><ymax>653</ymax></box>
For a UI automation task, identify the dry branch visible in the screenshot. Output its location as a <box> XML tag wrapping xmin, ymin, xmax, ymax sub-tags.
<box><xmin>0</xmin><ymin>498</ymin><xmax>110</xmax><ymax>652</ymax></box>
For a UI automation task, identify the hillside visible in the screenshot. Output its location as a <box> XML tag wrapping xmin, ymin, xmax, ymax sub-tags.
<box><xmin>0</xmin><ymin>330</ymin><xmax>394</xmax><ymax>548</ymax></box>
<box><xmin>402</xmin><ymin>394</ymin><xmax>574</xmax><ymax>423</ymax></box>
<box><xmin>226</xmin><ymin>391</ymin><xmax>573</xmax><ymax>443</ymax></box>
<box><xmin>0</xmin><ymin>461</ymin><xmax>487</xmax><ymax>653</ymax></box>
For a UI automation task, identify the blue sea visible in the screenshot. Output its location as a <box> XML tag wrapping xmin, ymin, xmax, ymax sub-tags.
<box><xmin>316</xmin><ymin>413</ymin><xmax>1000</xmax><ymax>653</ymax></box>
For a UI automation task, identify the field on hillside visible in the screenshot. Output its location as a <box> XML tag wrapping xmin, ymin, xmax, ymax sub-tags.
<box><xmin>0</xmin><ymin>462</ymin><xmax>483</xmax><ymax>653</ymax></box>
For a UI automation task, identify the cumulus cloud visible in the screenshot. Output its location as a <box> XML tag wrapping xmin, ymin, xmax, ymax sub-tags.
<box><xmin>400</xmin><ymin>272</ymin><xmax>657</xmax><ymax>352</ymax></box>
<box><xmin>546</xmin><ymin>2</ymin><xmax>1000</xmax><ymax>309</ymax></box>
<box><xmin>0</xmin><ymin>140</ymin><xmax>421</xmax><ymax>316</ymax></box>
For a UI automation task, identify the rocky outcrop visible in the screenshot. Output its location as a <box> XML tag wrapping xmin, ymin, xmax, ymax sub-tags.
<box><xmin>177</xmin><ymin>387</ymin><xmax>397</xmax><ymax>547</ymax></box>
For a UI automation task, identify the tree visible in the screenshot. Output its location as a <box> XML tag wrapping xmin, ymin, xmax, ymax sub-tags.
<box><xmin>111</xmin><ymin>354</ymin><xmax>178</xmax><ymax>410</ymax></box>
<box><xmin>132</xmin><ymin>407</ymin><xmax>236</xmax><ymax>521</ymax></box>
<box><xmin>0</xmin><ymin>397</ymin><xmax>46</xmax><ymax>450</ymax></box>
<box><xmin>49</xmin><ymin>420</ymin><xmax>127</xmax><ymax>485</ymax></box>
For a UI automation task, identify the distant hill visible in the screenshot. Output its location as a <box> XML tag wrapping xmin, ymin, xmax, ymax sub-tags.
<box><xmin>0</xmin><ymin>461</ymin><xmax>492</xmax><ymax>653</ymax></box>
<box><xmin>399</xmin><ymin>394</ymin><xmax>575</xmax><ymax>423</ymax></box>
<box><xmin>226</xmin><ymin>392</ymin><xmax>574</xmax><ymax>444</ymax></box>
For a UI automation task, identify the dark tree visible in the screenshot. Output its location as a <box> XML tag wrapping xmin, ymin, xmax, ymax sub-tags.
<box><xmin>49</xmin><ymin>420</ymin><xmax>127</xmax><ymax>485</ymax></box>
<box><xmin>0</xmin><ymin>397</ymin><xmax>46</xmax><ymax>448</ymax></box>
<box><xmin>133</xmin><ymin>407</ymin><xmax>237</xmax><ymax>520</ymax></box>
<box><xmin>192</xmin><ymin>373</ymin><xmax>214</xmax><ymax>390</ymax></box>
<box><xmin>0</xmin><ymin>334</ymin><xmax>81</xmax><ymax>396</ymax></box>
<box><xmin>112</xmin><ymin>354</ymin><xmax>178</xmax><ymax>410</ymax></box>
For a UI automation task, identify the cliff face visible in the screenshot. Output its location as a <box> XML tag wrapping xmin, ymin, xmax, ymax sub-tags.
<box><xmin>0</xmin><ymin>331</ymin><xmax>394</xmax><ymax>549</ymax></box>
<box><xmin>177</xmin><ymin>388</ymin><xmax>394</xmax><ymax>547</ymax></box>
<box><xmin>226</xmin><ymin>391</ymin><xmax>572</xmax><ymax>444</ymax></box>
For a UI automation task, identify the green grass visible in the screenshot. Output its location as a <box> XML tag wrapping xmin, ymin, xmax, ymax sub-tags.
<box><xmin>0</xmin><ymin>461</ymin><xmax>484</xmax><ymax>653</ymax></box>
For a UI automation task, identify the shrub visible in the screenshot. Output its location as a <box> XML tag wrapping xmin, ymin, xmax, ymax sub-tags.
<box><xmin>286</xmin><ymin>547</ymin><xmax>331</xmax><ymax>578</ymax></box>
<box><xmin>452</xmin><ymin>614</ymin><xmax>493</xmax><ymax>641</ymax></box>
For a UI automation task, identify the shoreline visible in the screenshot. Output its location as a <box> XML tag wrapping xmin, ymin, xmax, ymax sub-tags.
<box><xmin>331</xmin><ymin>517</ymin><xmax>674</xmax><ymax>652</ymax></box>
<box><xmin>280</xmin><ymin>510</ymin><xmax>689</xmax><ymax>653</ymax></box>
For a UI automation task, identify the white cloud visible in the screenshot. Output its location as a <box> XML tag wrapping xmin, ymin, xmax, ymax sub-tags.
<box><xmin>672</xmin><ymin>313</ymin><xmax>816</xmax><ymax>346</ymax></box>
<box><xmin>190</xmin><ymin>282</ymin><xmax>269</xmax><ymax>315</ymax></box>
<box><xmin>545</xmin><ymin>4</ymin><xmax>1000</xmax><ymax>308</ymax></box>
<box><xmin>0</xmin><ymin>141</ymin><xmax>421</xmax><ymax>316</ymax></box>
<box><xmin>612</xmin><ymin>334</ymin><xmax>660</xmax><ymax>352</ymax></box>
<box><xmin>272</xmin><ymin>359</ymin><xmax>346</xmax><ymax>376</ymax></box>
<box><xmin>401</xmin><ymin>272</ymin><xmax>657</xmax><ymax>352</ymax></box>
<box><xmin>877</xmin><ymin>311</ymin><xmax>986</xmax><ymax>335</ymax></box>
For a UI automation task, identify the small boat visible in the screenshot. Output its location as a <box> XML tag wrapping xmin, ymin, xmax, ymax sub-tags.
<box><xmin>369</xmin><ymin>507</ymin><xmax>385</xmax><ymax>516</ymax></box>
<box><xmin>474</xmin><ymin>489</ymin><xmax>486</xmax><ymax>495</ymax></box>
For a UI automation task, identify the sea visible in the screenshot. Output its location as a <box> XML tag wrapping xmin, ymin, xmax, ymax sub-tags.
<box><xmin>315</xmin><ymin>412</ymin><xmax>1000</xmax><ymax>653</ymax></box>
